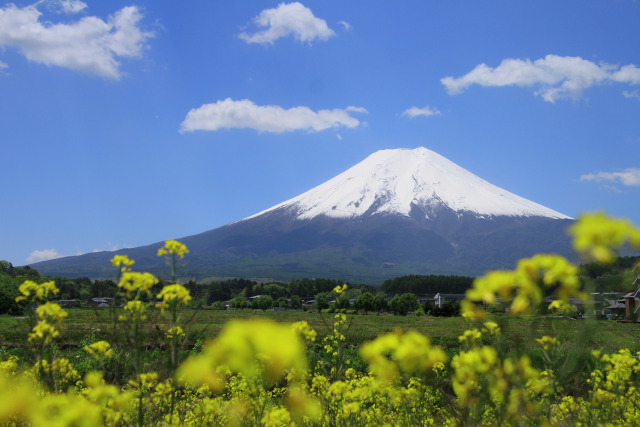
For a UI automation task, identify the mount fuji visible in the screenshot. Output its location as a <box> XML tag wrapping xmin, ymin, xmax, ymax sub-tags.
<box><xmin>30</xmin><ymin>147</ymin><xmax>574</xmax><ymax>283</ymax></box>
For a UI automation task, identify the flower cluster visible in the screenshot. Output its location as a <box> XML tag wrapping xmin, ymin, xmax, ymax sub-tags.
<box><xmin>569</xmin><ymin>211</ymin><xmax>640</xmax><ymax>262</ymax></box>
<box><xmin>463</xmin><ymin>253</ymin><xmax>589</xmax><ymax>319</ymax></box>
<box><xmin>156</xmin><ymin>283</ymin><xmax>192</xmax><ymax>312</ymax></box>
<box><xmin>360</xmin><ymin>329</ymin><xmax>447</xmax><ymax>382</ymax></box>
<box><xmin>110</xmin><ymin>254</ymin><xmax>134</xmax><ymax>272</ymax></box>
<box><xmin>117</xmin><ymin>271</ymin><xmax>158</xmax><ymax>299</ymax></box>
<box><xmin>84</xmin><ymin>341</ymin><xmax>114</xmax><ymax>360</ymax></box>
<box><xmin>157</xmin><ymin>239</ymin><xmax>189</xmax><ymax>258</ymax></box>
<box><xmin>15</xmin><ymin>280</ymin><xmax>58</xmax><ymax>303</ymax></box>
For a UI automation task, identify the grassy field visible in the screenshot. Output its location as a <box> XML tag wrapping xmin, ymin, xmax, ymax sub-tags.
<box><xmin>2</xmin><ymin>308</ymin><xmax>638</xmax><ymax>356</ymax></box>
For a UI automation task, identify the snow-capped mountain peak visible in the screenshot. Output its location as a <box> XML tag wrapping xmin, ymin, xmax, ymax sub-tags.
<box><xmin>248</xmin><ymin>147</ymin><xmax>571</xmax><ymax>221</ymax></box>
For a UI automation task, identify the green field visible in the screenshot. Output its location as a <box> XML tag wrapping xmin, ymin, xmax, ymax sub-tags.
<box><xmin>3</xmin><ymin>308</ymin><xmax>638</xmax><ymax>355</ymax></box>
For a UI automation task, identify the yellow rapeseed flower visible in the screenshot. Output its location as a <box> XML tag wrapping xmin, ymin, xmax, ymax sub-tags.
<box><xmin>536</xmin><ymin>336</ymin><xmax>558</xmax><ymax>351</ymax></box>
<box><xmin>569</xmin><ymin>212</ymin><xmax>640</xmax><ymax>262</ymax></box>
<box><xmin>110</xmin><ymin>254</ymin><xmax>134</xmax><ymax>272</ymax></box>
<box><xmin>35</xmin><ymin>302</ymin><xmax>68</xmax><ymax>326</ymax></box>
<box><xmin>84</xmin><ymin>341</ymin><xmax>114</xmax><ymax>360</ymax></box>
<box><xmin>117</xmin><ymin>271</ymin><xmax>158</xmax><ymax>297</ymax></box>
<box><xmin>28</xmin><ymin>321</ymin><xmax>60</xmax><ymax>345</ymax></box>
<box><xmin>333</xmin><ymin>284</ymin><xmax>348</xmax><ymax>294</ymax></box>
<box><xmin>360</xmin><ymin>329</ymin><xmax>447</xmax><ymax>382</ymax></box>
<box><xmin>156</xmin><ymin>283</ymin><xmax>191</xmax><ymax>311</ymax></box>
<box><xmin>178</xmin><ymin>319</ymin><xmax>307</xmax><ymax>389</ymax></box>
<box><xmin>157</xmin><ymin>239</ymin><xmax>189</xmax><ymax>258</ymax></box>
<box><xmin>15</xmin><ymin>280</ymin><xmax>59</xmax><ymax>303</ymax></box>
<box><xmin>292</xmin><ymin>321</ymin><xmax>317</xmax><ymax>342</ymax></box>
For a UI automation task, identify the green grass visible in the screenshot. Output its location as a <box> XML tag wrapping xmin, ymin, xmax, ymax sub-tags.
<box><xmin>2</xmin><ymin>307</ymin><xmax>637</xmax><ymax>394</ymax></box>
<box><xmin>2</xmin><ymin>308</ymin><xmax>638</xmax><ymax>355</ymax></box>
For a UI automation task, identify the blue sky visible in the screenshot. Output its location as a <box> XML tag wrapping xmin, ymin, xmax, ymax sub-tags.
<box><xmin>1</xmin><ymin>0</ymin><xmax>639</xmax><ymax>266</ymax></box>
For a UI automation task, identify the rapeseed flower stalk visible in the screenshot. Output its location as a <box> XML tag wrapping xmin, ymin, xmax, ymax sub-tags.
<box><xmin>158</xmin><ymin>239</ymin><xmax>188</xmax><ymax>282</ymax></box>
<box><xmin>156</xmin><ymin>240</ymin><xmax>192</xmax><ymax>424</ymax></box>
<box><xmin>317</xmin><ymin>313</ymin><xmax>352</xmax><ymax>380</ymax></box>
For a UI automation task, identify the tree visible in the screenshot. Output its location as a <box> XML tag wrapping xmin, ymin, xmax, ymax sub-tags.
<box><xmin>230</xmin><ymin>296</ymin><xmax>248</xmax><ymax>309</ymax></box>
<box><xmin>252</xmin><ymin>295</ymin><xmax>273</xmax><ymax>310</ymax></box>
<box><xmin>0</xmin><ymin>280</ymin><xmax>20</xmax><ymax>315</ymax></box>
<box><xmin>315</xmin><ymin>292</ymin><xmax>330</xmax><ymax>312</ymax></box>
<box><xmin>390</xmin><ymin>293</ymin><xmax>419</xmax><ymax>316</ymax></box>
<box><xmin>354</xmin><ymin>292</ymin><xmax>374</xmax><ymax>314</ymax></box>
<box><xmin>290</xmin><ymin>295</ymin><xmax>302</xmax><ymax>309</ymax></box>
<box><xmin>211</xmin><ymin>301</ymin><xmax>226</xmax><ymax>310</ymax></box>
<box><xmin>263</xmin><ymin>283</ymin><xmax>287</xmax><ymax>299</ymax></box>
<box><xmin>335</xmin><ymin>293</ymin><xmax>350</xmax><ymax>310</ymax></box>
<box><xmin>0</xmin><ymin>261</ymin><xmax>13</xmax><ymax>275</ymax></box>
<box><xmin>372</xmin><ymin>292</ymin><xmax>388</xmax><ymax>314</ymax></box>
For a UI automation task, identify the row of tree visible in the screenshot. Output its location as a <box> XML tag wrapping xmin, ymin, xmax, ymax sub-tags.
<box><xmin>3</xmin><ymin>256</ymin><xmax>635</xmax><ymax>316</ymax></box>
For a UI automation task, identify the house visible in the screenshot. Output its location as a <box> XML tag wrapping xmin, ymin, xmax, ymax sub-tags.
<box><xmin>433</xmin><ymin>293</ymin><xmax>466</xmax><ymax>308</ymax></box>
<box><xmin>90</xmin><ymin>297</ymin><xmax>114</xmax><ymax>307</ymax></box>
<box><xmin>602</xmin><ymin>299</ymin><xmax>626</xmax><ymax>319</ymax></box>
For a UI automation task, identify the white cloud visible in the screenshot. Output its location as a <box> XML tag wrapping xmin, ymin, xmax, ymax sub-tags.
<box><xmin>58</xmin><ymin>0</ymin><xmax>87</xmax><ymax>14</ymax></box>
<box><xmin>442</xmin><ymin>55</ymin><xmax>640</xmax><ymax>103</ymax></box>
<box><xmin>623</xmin><ymin>90</ymin><xmax>640</xmax><ymax>100</ymax></box>
<box><xmin>239</xmin><ymin>2</ymin><xmax>335</xmax><ymax>45</ymax></box>
<box><xmin>0</xmin><ymin>61</ymin><xmax>7</xmax><ymax>69</ymax></box>
<box><xmin>580</xmin><ymin>168</ymin><xmax>640</xmax><ymax>189</ymax></box>
<box><xmin>346</xmin><ymin>106</ymin><xmax>368</xmax><ymax>113</ymax></box>
<box><xmin>402</xmin><ymin>106</ymin><xmax>441</xmax><ymax>118</ymax></box>
<box><xmin>180</xmin><ymin>98</ymin><xmax>366</xmax><ymax>133</ymax></box>
<box><xmin>27</xmin><ymin>248</ymin><xmax>64</xmax><ymax>263</ymax></box>
<box><xmin>338</xmin><ymin>21</ymin><xmax>351</xmax><ymax>31</ymax></box>
<box><xmin>611</xmin><ymin>64</ymin><xmax>640</xmax><ymax>84</ymax></box>
<box><xmin>0</xmin><ymin>3</ymin><xmax>153</xmax><ymax>79</ymax></box>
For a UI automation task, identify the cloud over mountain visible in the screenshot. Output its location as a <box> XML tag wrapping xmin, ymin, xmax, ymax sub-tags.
<box><xmin>27</xmin><ymin>249</ymin><xmax>63</xmax><ymax>263</ymax></box>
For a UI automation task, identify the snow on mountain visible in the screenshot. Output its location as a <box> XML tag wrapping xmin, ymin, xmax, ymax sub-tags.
<box><xmin>247</xmin><ymin>147</ymin><xmax>571</xmax><ymax>221</ymax></box>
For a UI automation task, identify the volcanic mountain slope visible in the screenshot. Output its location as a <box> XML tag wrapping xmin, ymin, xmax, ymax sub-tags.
<box><xmin>30</xmin><ymin>147</ymin><xmax>574</xmax><ymax>283</ymax></box>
